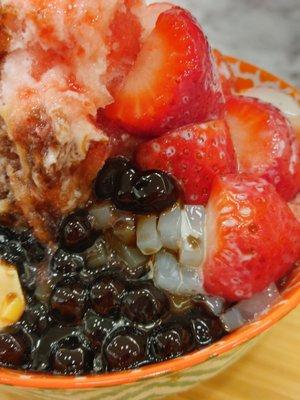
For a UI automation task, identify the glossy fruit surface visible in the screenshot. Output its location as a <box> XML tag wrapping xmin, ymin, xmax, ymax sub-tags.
<box><xmin>225</xmin><ymin>95</ymin><xmax>299</xmax><ymax>201</ymax></box>
<box><xmin>136</xmin><ymin>120</ymin><xmax>236</xmax><ymax>204</ymax></box>
<box><xmin>105</xmin><ymin>7</ymin><xmax>224</xmax><ymax>136</ymax></box>
<box><xmin>204</xmin><ymin>173</ymin><xmax>300</xmax><ymax>300</ymax></box>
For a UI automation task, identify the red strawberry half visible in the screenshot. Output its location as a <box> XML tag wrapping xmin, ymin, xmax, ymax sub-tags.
<box><xmin>203</xmin><ymin>173</ymin><xmax>300</xmax><ymax>301</ymax></box>
<box><xmin>136</xmin><ymin>120</ymin><xmax>237</xmax><ymax>205</ymax></box>
<box><xmin>104</xmin><ymin>7</ymin><xmax>224</xmax><ymax>137</ymax></box>
<box><xmin>225</xmin><ymin>95</ymin><xmax>298</xmax><ymax>201</ymax></box>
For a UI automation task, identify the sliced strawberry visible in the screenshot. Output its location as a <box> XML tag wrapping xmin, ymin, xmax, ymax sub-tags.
<box><xmin>225</xmin><ymin>95</ymin><xmax>298</xmax><ymax>201</ymax></box>
<box><xmin>104</xmin><ymin>7</ymin><xmax>224</xmax><ymax>137</ymax></box>
<box><xmin>203</xmin><ymin>173</ymin><xmax>300</xmax><ymax>301</ymax></box>
<box><xmin>136</xmin><ymin>120</ymin><xmax>237</xmax><ymax>205</ymax></box>
<box><xmin>137</xmin><ymin>2</ymin><xmax>174</xmax><ymax>40</ymax></box>
<box><xmin>106</xmin><ymin>2</ymin><xmax>142</xmax><ymax>95</ymax></box>
<box><xmin>213</xmin><ymin>49</ymin><xmax>236</xmax><ymax>95</ymax></box>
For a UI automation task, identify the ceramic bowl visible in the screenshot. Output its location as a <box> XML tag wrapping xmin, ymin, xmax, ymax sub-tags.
<box><xmin>0</xmin><ymin>57</ymin><xmax>299</xmax><ymax>400</ymax></box>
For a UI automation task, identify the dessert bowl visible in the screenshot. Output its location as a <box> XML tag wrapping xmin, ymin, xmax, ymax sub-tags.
<box><xmin>0</xmin><ymin>57</ymin><xmax>299</xmax><ymax>400</ymax></box>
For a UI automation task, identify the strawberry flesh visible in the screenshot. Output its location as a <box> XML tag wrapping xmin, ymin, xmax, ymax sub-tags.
<box><xmin>105</xmin><ymin>7</ymin><xmax>224</xmax><ymax>137</ymax></box>
<box><xmin>136</xmin><ymin>120</ymin><xmax>237</xmax><ymax>205</ymax></box>
<box><xmin>137</xmin><ymin>2</ymin><xmax>174</xmax><ymax>39</ymax></box>
<box><xmin>204</xmin><ymin>173</ymin><xmax>300</xmax><ymax>301</ymax></box>
<box><xmin>106</xmin><ymin>2</ymin><xmax>142</xmax><ymax>95</ymax></box>
<box><xmin>225</xmin><ymin>95</ymin><xmax>298</xmax><ymax>201</ymax></box>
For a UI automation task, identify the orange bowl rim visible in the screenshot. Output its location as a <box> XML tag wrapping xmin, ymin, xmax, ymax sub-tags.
<box><xmin>0</xmin><ymin>56</ymin><xmax>299</xmax><ymax>390</ymax></box>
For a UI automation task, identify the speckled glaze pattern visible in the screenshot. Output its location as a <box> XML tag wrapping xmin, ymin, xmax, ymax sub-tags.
<box><xmin>0</xmin><ymin>57</ymin><xmax>299</xmax><ymax>400</ymax></box>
